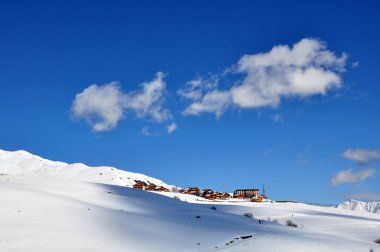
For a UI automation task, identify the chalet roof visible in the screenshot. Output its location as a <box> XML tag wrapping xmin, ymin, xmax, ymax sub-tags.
<box><xmin>134</xmin><ymin>180</ymin><xmax>148</xmax><ymax>186</ymax></box>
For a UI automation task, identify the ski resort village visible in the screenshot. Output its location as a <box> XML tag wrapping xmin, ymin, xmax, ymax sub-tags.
<box><xmin>133</xmin><ymin>181</ymin><xmax>265</xmax><ymax>202</ymax></box>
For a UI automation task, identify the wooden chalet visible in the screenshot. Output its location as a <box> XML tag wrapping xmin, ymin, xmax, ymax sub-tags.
<box><xmin>233</xmin><ymin>189</ymin><xmax>259</xmax><ymax>199</ymax></box>
<box><xmin>214</xmin><ymin>192</ymin><xmax>224</xmax><ymax>199</ymax></box>
<box><xmin>202</xmin><ymin>189</ymin><xmax>215</xmax><ymax>199</ymax></box>
<box><xmin>133</xmin><ymin>181</ymin><xmax>147</xmax><ymax>190</ymax></box>
<box><xmin>202</xmin><ymin>189</ymin><xmax>214</xmax><ymax>198</ymax></box>
<box><xmin>221</xmin><ymin>192</ymin><xmax>231</xmax><ymax>199</ymax></box>
<box><xmin>155</xmin><ymin>186</ymin><xmax>170</xmax><ymax>192</ymax></box>
<box><xmin>136</xmin><ymin>182</ymin><xmax>170</xmax><ymax>192</ymax></box>
<box><xmin>180</xmin><ymin>187</ymin><xmax>201</xmax><ymax>196</ymax></box>
<box><xmin>146</xmin><ymin>183</ymin><xmax>157</xmax><ymax>191</ymax></box>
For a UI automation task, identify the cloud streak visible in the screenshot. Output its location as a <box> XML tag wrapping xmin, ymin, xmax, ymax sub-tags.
<box><xmin>71</xmin><ymin>72</ymin><xmax>173</xmax><ymax>132</ymax></box>
<box><xmin>330</xmin><ymin>168</ymin><xmax>376</xmax><ymax>186</ymax></box>
<box><xmin>342</xmin><ymin>148</ymin><xmax>380</xmax><ymax>164</ymax></box>
<box><xmin>125</xmin><ymin>72</ymin><xmax>171</xmax><ymax>123</ymax></box>
<box><xmin>180</xmin><ymin>38</ymin><xmax>347</xmax><ymax>117</ymax></box>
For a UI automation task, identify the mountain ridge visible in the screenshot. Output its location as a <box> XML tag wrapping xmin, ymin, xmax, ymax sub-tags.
<box><xmin>335</xmin><ymin>198</ymin><xmax>380</xmax><ymax>214</ymax></box>
<box><xmin>0</xmin><ymin>149</ymin><xmax>172</xmax><ymax>189</ymax></box>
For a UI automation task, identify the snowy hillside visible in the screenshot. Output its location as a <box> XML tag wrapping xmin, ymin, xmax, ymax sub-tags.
<box><xmin>1</xmin><ymin>149</ymin><xmax>380</xmax><ymax>252</ymax></box>
<box><xmin>336</xmin><ymin>199</ymin><xmax>380</xmax><ymax>214</ymax></box>
<box><xmin>0</xmin><ymin>149</ymin><xmax>171</xmax><ymax>188</ymax></box>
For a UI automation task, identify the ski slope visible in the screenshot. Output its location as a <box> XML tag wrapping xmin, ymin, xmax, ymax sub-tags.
<box><xmin>1</xmin><ymin>149</ymin><xmax>380</xmax><ymax>252</ymax></box>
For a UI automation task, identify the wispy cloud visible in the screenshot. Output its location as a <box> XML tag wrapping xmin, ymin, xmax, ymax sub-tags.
<box><xmin>270</xmin><ymin>113</ymin><xmax>284</xmax><ymax>123</ymax></box>
<box><xmin>342</xmin><ymin>148</ymin><xmax>380</xmax><ymax>165</ymax></box>
<box><xmin>178</xmin><ymin>75</ymin><xmax>231</xmax><ymax>117</ymax></box>
<box><xmin>180</xmin><ymin>38</ymin><xmax>347</xmax><ymax>117</ymax></box>
<box><xmin>183</xmin><ymin>90</ymin><xmax>231</xmax><ymax>117</ymax></box>
<box><xmin>177</xmin><ymin>75</ymin><xmax>218</xmax><ymax>101</ymax></box>
<box><xmin>71</xmin><ymin>72</ymin><xmax>173</xmax><ymax>132</ymax></box>
<box><xmin>351</xmin><ymin>61</ymin><xmax>359</xmax><ymax>68</ymax></box>
<box><xmin>125</xmin><ymin>72</ymin><xmax>171</xmax><ymax>123</ymax></box>
<box><xmin>140</xmin><ymin>127</ymin><xmax>160</xmax><ymax>136</ymax></box>
<box><xmin>141</xmin><ymin>127</ymin><xmax>153</xmax><ymax>136</ymax></box>
<box><xmin>330</xmin><ymin>168</ymin><xmax>376</xmax><ymax>186</ymax></box>
<box><xmin>167</xmin><ymin>123</ymin><xmax>177</xmax><ymax>134</ymax></box>
<box><xmin>140</xmin><ymin>123</ymin><xmax>178</xmax><ymax>136</ymax></box>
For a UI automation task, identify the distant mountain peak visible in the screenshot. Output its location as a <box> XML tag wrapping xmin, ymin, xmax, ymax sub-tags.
<box><xmin>335</xmin><ymin>199</ymin><xmax>380</xmax><ymax>214</ymax></box>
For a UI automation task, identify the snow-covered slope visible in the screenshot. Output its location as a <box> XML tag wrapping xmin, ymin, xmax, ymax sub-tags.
<box><xmin>1</xmin><ymin>149</ymin><xmax>380</xmax><ymax>252</ymax></box>
<box><xmin>2</xmin><ymin>175</ymin><xmax>380</xmax><ymax>252</ymax></box>
<box><xmin>336</xmin><ymin>199</ymin><xmax>380</xmax><ymax>214</ymax></box>
<box><xmin>0</xmin><ymin>149</ymin><xmax>171</xmax><ymax>188</ymax></box>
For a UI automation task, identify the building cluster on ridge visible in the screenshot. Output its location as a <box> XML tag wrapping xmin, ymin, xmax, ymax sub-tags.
<box><xmin>133</xmin><ymin>181</ymin><xmax>170</xmax><ymax>192</ymax></box>
<box><xmin>133</xmin><ymin>181</ymin><xmax>265</xmax><ymax>202</ymax></box>
<box><xmin>179</xmin><ymin>187</ymin><xmax>231</xmax><ymax>200</ymax></box>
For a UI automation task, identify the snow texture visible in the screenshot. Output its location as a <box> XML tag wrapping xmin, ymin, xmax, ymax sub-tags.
<box><xmin>1</xmin><ymin>149</ymin><xmax>380</xmax><ymax>252</ymax></box>
<box><xmin>0</xmin><ymin>149</ymin><xmax>171</xmax><ymax>188</ymax></box>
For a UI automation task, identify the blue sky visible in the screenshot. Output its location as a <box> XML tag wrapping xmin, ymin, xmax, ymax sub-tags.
<box><xmin>1</xmin><ymin>0</ymin><xmax>379</xmax><ymax>204</ymax></box>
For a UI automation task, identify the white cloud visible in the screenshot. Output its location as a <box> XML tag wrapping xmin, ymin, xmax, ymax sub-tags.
<box><xmin>167</xmin><ymin>123</ymin><xmax>177</xmax><ymax>134</ymax></box>
<box><xmin>342</xmin><ymin>148</ymin><xmax>380</xmax><ymax>164</ymax></box>
<box><xmin>330</xmin><ymin>168</ymin><xmax>376</xmax><ymax>186</ymax></box>
<box><xmin>125</xmin><ymin>72</ymin><xmax>171</xmax><ymax>123</ymax></box>
<box><xmin>71</xmin><ymin>72</ymin><xmax>172</xmax><ymax>132</ymax></box>
<box><xmin>178</xmin><ymin>75</ymin><xmax>231</xmax><ymax>117</ymax></box>
<box><xmin>183</xmin><ymin>90</ymin><xmax>231</xmax><ymax>117</ymax></box>
<box><xmin>181</xmin><ymin>38</ymin><xmax>347</xmax><ymax>116</ymax></box>
<box><xmin>141</xmin><ymin>127</ymin><xmax>156</xmax><ymax>136</ymax></box>
<box><xmin>71</xmin><ymin>82</ymin><xmax>126</xmax><ymax>132</ymax></box>
<box><xmin>177</xmin><ymin>75</ymin><xmax>218</xmax><ymax>101</ymax></box>
<box><xmin>141</xmin><ymin>123</ymin><xmax>177</xmax><ymax>136</ymax></box>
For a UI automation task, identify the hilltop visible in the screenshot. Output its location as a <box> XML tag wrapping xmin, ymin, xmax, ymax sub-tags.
<box><xmin>1</xmin><ymin>149</ymin><xmax>380</xmax><ymax>252</ymax></box>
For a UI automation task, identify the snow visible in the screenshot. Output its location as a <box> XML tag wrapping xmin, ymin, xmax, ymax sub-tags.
<box><xmin>0</xmin><ymin>149</ymin><xmax>172</xmax><ymax>188</ymax></box>
<box><xmin>336</xmin><ymin>199</ymin><xmax>380</xmax><ymax>214</ymax></box>
<box><xmin>1</xmin><ymin>149</ymin><xmax>380</xmax><ymax>252</ymax></box>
